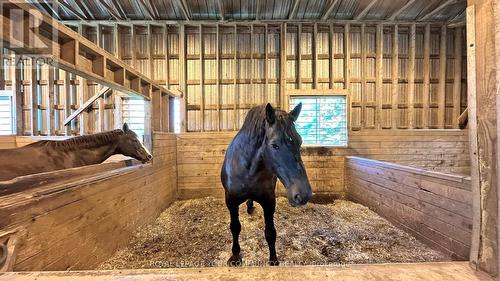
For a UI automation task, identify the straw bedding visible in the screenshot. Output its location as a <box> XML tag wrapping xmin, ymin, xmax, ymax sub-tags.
<box><xmin>98</xmin><ymin>197</ymin><xmax>449</xmax><ymax>269</ymax></box>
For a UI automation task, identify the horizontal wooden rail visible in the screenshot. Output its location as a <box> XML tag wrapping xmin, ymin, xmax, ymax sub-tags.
<box><xmin>0</xmin><ymin>1</ymin><xmax>180</xmax><ymax>100</ymax></box>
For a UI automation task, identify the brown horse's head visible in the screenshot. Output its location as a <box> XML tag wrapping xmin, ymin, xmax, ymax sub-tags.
<box><xmin>262</xmin><ymin>103</ymin><xmax>313</xmax><ymax>207</ymax></box>
<box><xmin>117</xmin><ymin>123</ymin><xmax>153</xmax><ymax>163</ymax></box>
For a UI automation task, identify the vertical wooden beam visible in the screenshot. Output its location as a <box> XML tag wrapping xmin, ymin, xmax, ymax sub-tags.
<box><xmin>297</xmin><ymin>24</ymin><xmax>302</xmax><ymax>89</ymax></box>
<box><xmin>361</xmin><ymin>24</ymin><xmax>366</xmax><ymax>129</ymax></box>
<box><xmin>313</xmin><ymin>23</ymin><xmax>318</xmax><ymax>89</ymax></box>
<box><xmin>199</xmin><ymin>24</ymin><xmax>205</xmax><ymax>132</ymax></box>
<box><xmin>31</xmin><ymin>58</ymin><xmax>38</xmax><ymax>136</ymax></box>
<box><xmin>233</xmin><ymin>24</ymin><xmax>237</xmax><ymax>130</ymax></box>
<box><xmin>14</xmin><ymin>56</ymin><xmax>23</xmax><ymax>135</ymax></box>
<box><xmin>465</xmin><ymin>2</ymin><xmax>500</xmax><ymax>275</ymax></box>
<box><xmin>392</xmin><ymin>25</ymin><xmax>399</xmax><ymax>129</ymax></box>
<box><xmin>48</xmin><ymin>66</ymin><xmax>55</xmax><ymax>135</ymax></box>
<box><xmin>329</xmin><ymin>23</ymin><xmax>334</xmax><ymax>89</ymax></box>
<box><xmin>164</xmin><ymin>24</ymin><xmax>170</xmax><ymax>89</ymax></box>
<box><xmin>179</xmin><ymin>24</ymin><xmax>187</xmax><ymax>132</ymax></box>
<box><xmin>280</xmin><ymin>23</ymin><xmax>287</xmax><ymax>109</ymax></box>
<box><xmin>0</xmin><ymin>50</ymin><xmax>5</xmax><ymax>91</ymax></box>
<box><xmin>422</xmin><ymin>24</ymin><xmax>431</xmax><ymax>128</ymax></box>
<box><xmin>216</xmin><ymin>24</ymin><xmax>221</xmax><ymax>131</ymax></box>
<box><xmin>64</xmin><ymin>70</ymin><xmax>71</xmax><ymax>135</ymax></box>
<box><xmin>408</xmin><ymin>24</ymin><xmax>416</xmax><ymax>129</ymax></box>
<box><xmin>376</xmin><ymin>24</ymin><xmax>383</xmax><ymax>129</ymax></box>
<box><xmin>437</xmin><ymin>25</ymin><xmax>447</xmax><ymax>128</ymax></box>
<box><xmin>452</xmin><ymin>27</ymin><xmax>463</xmax><ymax>128</ymax></box>
<box><xmin>264</xmin><ymin>24</ymin><xmax>268</xmax><ymax>105</ymax></box>
<box><xmin>344</xmin><ymin>23</ymin><xmax>350</xmax><ymax>90</ymax></box>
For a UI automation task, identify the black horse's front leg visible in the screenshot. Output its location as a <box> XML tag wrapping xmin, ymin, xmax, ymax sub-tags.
<box><xmin>226</xmin><ymin>199</ymin><xmax>242</xmax><ymax>266</ymax></box>
<box><xmin>263</xmin><ymin>200</ymin><xmax>279</xmax><ymax>266</ymax></box>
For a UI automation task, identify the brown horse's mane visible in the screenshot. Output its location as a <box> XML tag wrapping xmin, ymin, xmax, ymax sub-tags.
<box><xmin>27</xmin><ymin>129</ymin><xmax>124</xmax><ymax>151</ymax></box>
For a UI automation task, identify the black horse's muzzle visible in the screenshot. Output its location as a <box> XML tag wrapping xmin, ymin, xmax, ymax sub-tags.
<box><xmin>287</xmin><ymin>182</ymin><xmax>313</xmax><ymax>207</ymax></box>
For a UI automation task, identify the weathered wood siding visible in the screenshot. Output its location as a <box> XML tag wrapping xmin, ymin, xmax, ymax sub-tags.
<box><xmin>177</xmin><ymin>130</ymin><xmax>469</xmax><ymax>199</ymax></box>
<box><xmin>346</xmin><ymin>156</ymin><xmax>472</xmax><ymax>260</ymax></box>
<box><xmin>0</xmin><ymin>132</ymin><xmax>177</xmax><ymax>271</ymax></box>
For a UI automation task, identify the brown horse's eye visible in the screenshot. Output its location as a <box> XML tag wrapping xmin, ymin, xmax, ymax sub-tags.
<box><xmin>272</xmin><ymin>144</ymin><xmax>279</xmax><ymax>150</ymax></box>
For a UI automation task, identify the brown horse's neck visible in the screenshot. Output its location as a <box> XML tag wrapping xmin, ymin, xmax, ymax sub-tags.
<box><xmin>41</xmin><ymin>130</ymin><xmax>123</xmax><ymax>166</ymax></box>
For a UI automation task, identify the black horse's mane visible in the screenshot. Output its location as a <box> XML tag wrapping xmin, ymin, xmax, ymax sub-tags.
<box><xmin>27</xmin><ymin>129</ymin><xmax>125</xmax><ymax>151</ymax></box>
<box><xmin>239</xmin><ymin>105</ymin><xmax>292</xmax><ymax>146</ymax></box>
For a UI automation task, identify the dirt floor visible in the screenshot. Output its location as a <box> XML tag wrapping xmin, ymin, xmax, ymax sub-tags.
<box><xmin>98</xmin><ymin>197</ymin><xmax>450</xmax><ymax>269</ymax></box>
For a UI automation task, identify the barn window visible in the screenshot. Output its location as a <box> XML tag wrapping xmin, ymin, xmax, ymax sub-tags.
<box><xmin>122</xmin><ymin>97</ymin><xmax>145</xmax><ymax>141</ymax></box>
<box><xmin>0</xmin><ymin>90</ymin><xmax>15</xmax><ymax>135</ymax></box>
<box><xmin>289</xmin><ymin>95</ymin><xmax>348</xmax><ymax>146</ymax></box>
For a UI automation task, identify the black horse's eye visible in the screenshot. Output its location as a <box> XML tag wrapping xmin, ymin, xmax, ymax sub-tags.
<box><xmin>272</xmin><ymin>144</ymin><xmax>279</xmax><ymax>150</ymax></box>
<box><xmin>288</xmin><ymin>137</ymin><xmax>293</xmax><ymax>143</ymax></box>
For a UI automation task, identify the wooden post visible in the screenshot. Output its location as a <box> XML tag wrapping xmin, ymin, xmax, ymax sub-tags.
<box><xmin>216</xmin><ymin>24</ymin><xmax>221</xmax><ymax>131</ymax></box>
<box><xmin>452</xmin><ymin>27</ymin><xmax>463</xmax><ymax>128</ymax></box>
<box><xmin>376</xmin><ymin>24</ymin><xmax>383</xmax><ymax>129</ymax></box>
<box><xmin>179</xmin><ymin>24</ymin><xmax>187</xmax><ymax>132</ymax></box>
<box><xmin>329</xmin><ymin>24</ymin><xmax>334</xmax><ymax>89</ymax></box>
<box><xmin>344</xmin><ymin>23</ymin><xmax>350</xmax><ymax>90</ymax></box>
<box><xmin>360</xmin><ymin>24</ymin><xmax>366</xmax><ymax>129</ymax></box>
<box><xmin>297</xmin><ymin>24</ymin><xmax>302</xmax><ymax>89</ymax></box>
<box><xmin>437</xmin><ymin>25</ymin><xmax>447</xmax><ymax>129</ymax></box>
<box><xmin>408</xmin><ymin>24</ymin><xmax>416</xmax><ymax>129</ymax></box>
<box><xmin>31</xmin><ymin>58</ymin><xmax>38</xmax><ymax>136</ymax></box>
<box><xmin>392</xmin><ymin>25</ymin><xmax>399</xmax><ymax>129</ymax></box>
<box><xmin>14</xmin><ymin>56</ymin><xmax>23</xmax><ymax>136</ymax></box>
<box><xmin>422</xmin><ymin>24</ymin><xmax>430</xmax><ymax>128</ymax></box>
<box><xmin>466</xmin><ymin>2</ymin><xmax>500</xmax><ymax>276</ymax></box>
<box><xmin>199</xmin><ymin>24</ymin><xmax>205</xmax><ymax>131</ymax></box>
<box><xmin>280</xmin><ymin>23</ymin><xmax>287</xmax><ymax>109</ymax></box>
<box><xmin>313</xmin><ymin>23</ymin><xmax>318</xmax><ymax>89</ymax></box>
<box><xmin>233</xmin><ymin>24</ymin><xmax>237</xmax><ymax>130</ymax></box>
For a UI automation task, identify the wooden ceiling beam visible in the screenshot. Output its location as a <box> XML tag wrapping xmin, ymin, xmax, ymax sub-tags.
<box><xmin>419</xmin><ymin>0</ymin><xmax>457</xmax><ymax>21</ymax></box>
<box><xmin>321</xmin><ymin>0</ymin><xmax>340</xmax><ymax>20</ymax></box>
<box><xmin>175</xmin><ymin>0</ymin><xmax>191</xmax><ymax>21</ymax></box>
<box><xmin>110</xmin><ymin>0</ymin><xmax>128</xmax><ymax>20</ymax></box>
<box><xmin>388</xmin><ymin>0</ymin><xmax>416</xmax><ymax>21</ymax></box>
<box><xmin>96</xmin><ymin>0</ymin><xmax>124</xmax><ymax>20</ymax></box>
<box><xmin>54</xmin><ymin>0</ymin><xmax>86</xmax><ymax>20</ymax></box>
<box><xmin>75</xmin><ymin>1</ymin><xmax>95</xmax><ymax>20</ymax></box>
<box><xmin>354</xmin><ymin>0</ymin><xmax>379</xmax><ymax>20</ymax></box>
<box><xmin>289</xmin><ymin>0</ymin><xmax>300</xmax><ymax>20</ymax></box>
<box><xmin>135</xmin><ymin>0</ymin><xmax>154</xmax><ymax>20</ymax></box>
<box><xmin>216</xmin><ymin>0</ymin><xmax>225</xmax><ymax>21</ymax></box>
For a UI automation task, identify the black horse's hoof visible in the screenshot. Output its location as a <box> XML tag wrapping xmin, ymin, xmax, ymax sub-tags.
<box><xmin>227</xmin><ymin>255</ymin><xmax>242</xmax><ymax>266</ymax></box>
<box><xmin>268</xmin><ymin>257</ymin><xmax>280</xmax><ymax>266</ymax></box>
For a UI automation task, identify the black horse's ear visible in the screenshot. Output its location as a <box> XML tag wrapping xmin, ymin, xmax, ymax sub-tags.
<box><xmin>123</xmin><ymin>122</ymin><xmax>129</xmax><ymax>132</ymax></box>
<box><xmin>290</xmin><ymin>102</ymin><xmax>302</xmax><ymax>121</ymax></box>
<box><xmin>265</xmin><ymin>103</ymin><xmax>276</xmax><ymax>124</ymax></box>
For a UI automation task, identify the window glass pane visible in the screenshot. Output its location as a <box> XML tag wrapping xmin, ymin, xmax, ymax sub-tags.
<box><xmin>122</xmin><ymin>98</ymin><xmax>145</xmax><ymax>141</ymax></box>
<box><xmin>0</xmin><ymin>95</ymin><xmax>13</xmax><ymax>135</ymax></box>
<box><xmin>290</xmin><ymin>95</ymin><xmax>348</xmax><ymax>146</ymax></box>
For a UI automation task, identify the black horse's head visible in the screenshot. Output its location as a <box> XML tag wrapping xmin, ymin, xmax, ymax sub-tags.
<box><xmin>262</xmin><ymin>103</ymin><xmax>312</xmax><ymax>207</ymax></box>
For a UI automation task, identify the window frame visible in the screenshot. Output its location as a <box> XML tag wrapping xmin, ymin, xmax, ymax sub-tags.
<box><xmin>286</xmin><ymin>89</ymin><xmax>349</xmax><ymax>148</ymax></box>
<box><xmin>0</xmin><ymin>89</ymin><xmax>15</xmax><ymax>135</ymax></box>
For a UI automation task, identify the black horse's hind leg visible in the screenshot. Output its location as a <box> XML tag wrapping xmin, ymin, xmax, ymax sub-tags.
<box><xmin>246</xmin><ymin>199</ymin><xmax>255</xmax><ymax>214</ymax></box>
<box><xmin>262</xmin><ymin>200</ymin><xmax>279</xmax><ymax>266</ymax></box>
<box><xmin>226</xmin><ymin>198</ymin><xmax>242</xmax><ymax>266</ymax></box>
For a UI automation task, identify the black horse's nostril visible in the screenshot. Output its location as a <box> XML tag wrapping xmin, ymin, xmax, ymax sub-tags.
<box><xmin>294</xmin><ymin>194</ymin><xmax>302</xmax><ymax>204</ymax></box>
<box><xmin>147</xmin><ymin>155</ymin><xmax>153</xmax><ymax>160</ymax></box>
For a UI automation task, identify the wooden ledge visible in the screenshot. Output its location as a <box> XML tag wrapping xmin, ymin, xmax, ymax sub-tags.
<box><xmin>0</xmin><ymin>262</ymin><xmax>491</xmax><ymax>281</ymax></box>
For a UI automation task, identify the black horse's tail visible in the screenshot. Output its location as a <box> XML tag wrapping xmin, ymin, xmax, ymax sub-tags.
<box><xmin>246</xmin><ymin>199</ymin><xmax>255</xmax><ymax>215</ymax></box>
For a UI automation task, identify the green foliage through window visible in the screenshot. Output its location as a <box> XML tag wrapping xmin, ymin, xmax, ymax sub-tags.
<box><xmin>290</xmin><ymin>96</ymin><xmax>348</xmax><ymax>146</ymax></box>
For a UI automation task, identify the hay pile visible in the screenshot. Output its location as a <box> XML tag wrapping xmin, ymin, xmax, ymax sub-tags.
<box><xmin>98</xmin><ymin>197</ymin><xmax>450</xmax><ymax>269</ymax></box>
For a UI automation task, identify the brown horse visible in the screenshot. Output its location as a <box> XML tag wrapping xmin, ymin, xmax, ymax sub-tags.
<box><xmin>0</xmin><ymin>123</ymin><xmax>152</xmax><ymax>181</ymax></box>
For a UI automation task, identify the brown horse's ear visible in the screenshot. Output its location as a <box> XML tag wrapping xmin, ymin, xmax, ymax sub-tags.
<box><xmin>123</xmin><ymin>123</ymin><xmax>129</xmax><ymax>132</ymax></box>
<box><xmin>265</xmin><ymin>103</ymin><xmax>275</xmax><ymax>124</ymax></box>
<box><xmin>290</xmin><ymin>102</ymin><xmax>302</xmax><ymax>121</ymax></box>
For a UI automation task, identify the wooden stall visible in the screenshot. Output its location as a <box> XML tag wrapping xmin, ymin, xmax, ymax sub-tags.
<box><xmin>1</xmin><ymin>0</ymin><xmax>500</xmax><ymax>280</ymax></box>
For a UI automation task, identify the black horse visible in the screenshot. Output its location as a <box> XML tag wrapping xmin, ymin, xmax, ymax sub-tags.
<box><xmin>221</xmin><ymin>103</ymin><xmax>313</xmax><ymax>266</ymax></box>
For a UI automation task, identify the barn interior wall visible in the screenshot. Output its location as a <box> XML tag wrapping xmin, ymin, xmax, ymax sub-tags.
<box><xmin>346</xmin><ymin>156</ymin><xmax>472</xmax><ymax>260</ymax></box>
<box><xmin>0</xmin><ymin>132</ymin><xmax>177</xmax><ymax>271</ymax></box>
<box><xmin>176</xmin><ymin>130</ymin><xmax>470</xmax><ymax>200</ymax></box>
<box><xmin>0</xmin><ymin>21</ymin><xmax>467</xmax><ymax>136</ymax></box>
